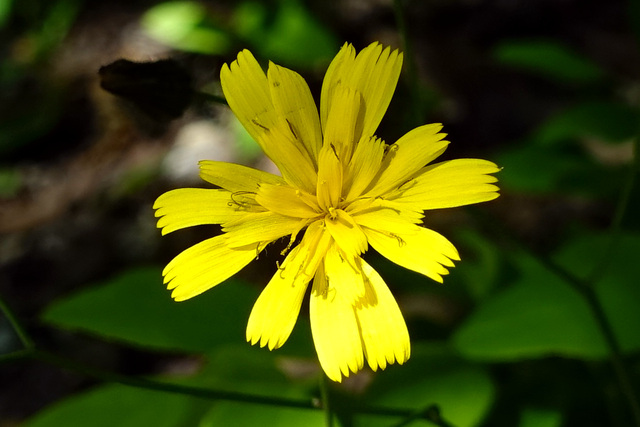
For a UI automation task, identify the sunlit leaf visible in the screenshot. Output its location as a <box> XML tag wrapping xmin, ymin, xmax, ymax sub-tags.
<box><xmin>42</xmin><ymin>267</ymin><xmax>258</xmax><ymax>353</ymax></box>
<box><xmin>142</xmin><ymin>2</ymin><xmax>231</xmax><ymax>55</ymax></box>
<box><xmin>359</xmin><ymin>343</ymin><xmax>494</xmax><ymax>427</ymax></box>
<box><xmin>25</xmin><ymin>384</ymin><xmax>191</xmax><ymax>427</ymax></box>
<box><xmin>494</xmin><ymin>40</ymin><xmax>605</xmax><ymax>84</ymax></box>
<box><xmin>452</xmin><ymin>232</ymin><xmax>640</xmax><ymax>361</ymax></box>
<box><xmin>201</xmin><ymin>402</ymin><xmax>324</xmax><ymax>427</ymax></box>
<box><xmin>42</xmin><ymin>267</ymin><xmax>315</xmax><ymax>356</ymax></box>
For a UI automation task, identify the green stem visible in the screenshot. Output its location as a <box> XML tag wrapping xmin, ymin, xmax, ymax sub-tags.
<box><xmin>12</xmin><ymin>347</ymin><xmax>447</xmax><ymax>424</ymax></box>
<box><xmin>319</xmin><ymin>375</ymin><xmax>333</xmax><ymax>427</ymax></box>
<box><xmin>0</xmin><ymin>292</ymin><xmax>34</xmax><ymax>350</ymax></box>
<box><xmin>472</xmin><ymin>166</ymin><xmax>640</xmax><ymax>426</ymax></box>
<box><xmin>588</xmin><ymin>137</ymin><xmax>639</xmax><ymax>283</ymax></box>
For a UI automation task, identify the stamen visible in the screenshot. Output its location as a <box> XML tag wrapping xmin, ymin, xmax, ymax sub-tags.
<box><xmin>328</xmin><ymin>207</ymin><xmax>338</xmax><ymax>220</ymax></box>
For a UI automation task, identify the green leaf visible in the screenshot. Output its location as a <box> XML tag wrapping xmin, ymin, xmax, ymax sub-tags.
<box><xmin>494</xmin><ymin>40</ymin><xmax>605</xmax><ymax>84</ymax></box>
<box><xmin>201</xmin><ymin>402</ymin><xmax>325</xmax><ymax>427</ymax></box>
<box><xmin>452</xmin><ymin>228</ymin><xmax>503</xmax><ymax>301</ymax></box>
<box><xmin>452</xmin><ymin>253</ymin><xmax>607</xmax><ymax>361</ymax></box>
<box><xmin>42</xmin><ymin>267</ymin><xmax>259</xmax><ymax>353</ymax></box>
<box><xmin>26</xmin><ymin>384</ymin><xmax>191</xmax><ymax>427</ymax></box>
<box><xmin>185</xmin><ymin>345</ymin><xmax>321</xmax><ymax>426</ymax></box>
<box><xmin>234</xmin><ymin>0</ymin><xmax>338</xmax><ymax>67</ymax></box>
<box><xmin>42</xmin><ymin>267</ymin><xmax>315</xmax><ymax>356</ymax></box>
<box><xmin>142</xmin><ymin>2</ymin><xmax>231</xmax><ymax>55</ymax></box>
<box><xmin>495</xmin><ymin>142</ymin><xmax>590</xmax><ymax>194</ymax></box>
<box><xmin>0</xmin><ymin>167</ymin><xmax>20</xmax><ymax>198</ymax></box>
<box><xmin>190</xmin><ymin>344</ymin><xmax>315</xmax><ymax>398</ymax></box>
<box><xmin>452</xmin><ymin>232</ymin><xmax>640</xmax><ymax>361</ymax></box>
<box><xmin>555</xmin><ymin>232</ymin><xmax>640</xmax><ymax>355</ymax></box>
<box><xmin>535</xmin><ymin>102</ymin><xmax>638</xmax><ymax>146</ymax></box>
<box><xmin>360</xmin><ymin>343</ymin><xmax>494</xmax><ymax>427</ymax></box>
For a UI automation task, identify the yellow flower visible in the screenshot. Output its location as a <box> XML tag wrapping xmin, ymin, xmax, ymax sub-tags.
<box><xmin>154</xmin><ymin>42</ymin><xmax>500</xmax><ymax>382</ymax></box>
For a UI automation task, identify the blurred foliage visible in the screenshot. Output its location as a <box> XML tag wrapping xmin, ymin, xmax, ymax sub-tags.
<box><xmin>25</xmin><ymin>385</ymin><xmax>193</xmax><ymax>427</ymax></box>
<box><xmin>1</xmin><ymin>0</ymin><xmax>639</xmax><ymax>426</ymax></box>
<box><xmin>361</xmin><ymin>344</ymin><xmax>495</xmax><ymax>427</ymax></box>
<box><xmin>142</xmin><ymin>2</ymin><xmax>232</xmax><ymax>55</ymax></box>
<box><xmin>494</xmin><ymin>40</ymin><xmax>606</xmax><ymax>85</ymax></box>
<box><xmin>42</xmin><ymin>268</ymin><xmax>313</xmax><ymax>355</ymax></box>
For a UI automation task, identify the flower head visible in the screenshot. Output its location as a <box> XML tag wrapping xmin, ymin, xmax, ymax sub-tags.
<box><xmin>154</xmin><ymin>42</ymin><xmax>500</xmax><ymax>382</ymax></box>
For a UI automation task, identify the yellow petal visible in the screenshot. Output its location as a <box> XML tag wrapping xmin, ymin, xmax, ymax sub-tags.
<box><xmin>310</xmin><ymin>261</ymin><xmax>364</xmax><ymax>382</ymax></box>
<box><xmin>357</xmin><ymin>259</ymin><xmax>410</xmax><ymax>371</ymax></box>
<box><xmin>163</xmin><ymin>235</ymin><xmax>259</xmax><ymax>301</ymax></box>
<box><xmin>344</xmin><ymin>136</ymin><xmax>385</xmax><ymax>202</ymax></box>
<box><xmin>264</xmin><ymin>122</ymin><xmax>318</xmax><ymax>193</ymax></box>
<box><xmin>364</xmin><ymin>225</ymin><xmax>460</xmax><ymax>283</ymax></box>
<box><xmin>325</xmin><ymin>209</ymin><xmax>368</xmax><ymax>257</ymax></box>
<box><xmin>255</xmin><ymin>183</ymin><xmax>321</xmax><ymax>218</ymax></box>
<box><xmin>222</xmin><ymin>211</ymin><xmax>307</xmax><ymax>248</ymax></box>
<box><xmin>366</xmin><ymin>124</ymin><xmax>448</xmax><ymax>197</ymax></box>
<box><xmin>220</xmin><ymin>50</ymin><xmax>317</xmax><ymax>193</ymax></box>
<box><xmin>350</xmin><ymin>199</ymin><xmax>423</xmax><ymax>236</ymax></box>
<box><xmin>323</xmin><ymin>245</ymin><xmax>366</xmax><ymax>303</ymax></box>
<box><xmin>268</xmin><ymin>62</ymin><xmax>322</xmax><ymax>164</ymax></box>
<box><xmin>153</xmin><ymin>188</ymin><xmax>245</xmax><ymax>235</ymax></box>
<box><xmin>323</xmin><ymin>85</ymin><xmax>361</xmax><ymax>162</ymax></box>
<box><xmin>316</xmin><ymin>142</ymin><xmax>343</xmax><ymax>212</ymax></box>
<box><xmin>388</xmin><ymin>159</ymin><xmax>501</xmax><ymax>210</ymax></box>
<box><xmin>246</xmin><ymin>221</ymin><xmax>332</xmax><ymax>350</ymax></box>
<box><xmin>320</xmin><ymin>42</ymin><xmax>355</xmax><ymax>130</ymax></box>
<box><xmin>220</xmin><ymin>50</ymin><xmax>277</xmax><ymax>154</ymax></box>
<box><xmin>199</xmin><ymin>160</ymin><xmax>285</xmax><ymax>193</ymax></box>
<box><xmin>320</xmin><ymin>42</ymin><xmax>403</xmax><ymax>140</ymax></box>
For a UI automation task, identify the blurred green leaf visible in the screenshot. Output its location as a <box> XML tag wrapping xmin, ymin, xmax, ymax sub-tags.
<box><xmin>452</xmin><ymin>233</ymin><xmax>640</xmax><ymax>361</ymax></box>
<box><xmin>555</xmin><ymin>232</ymin><xmax>640</xmax><ymax>355</ymax></box>
<box><xmin>519</xmin><ymin>408</ymin><xmax>563</xmax><ymax>427</ymax></box>
<box><xmin>234</xmin><ymin>0</ymin><xmax>338</xmax><ymax>67</ymax></box>
<box><xmin>37</xmin><ymin>0</ymin><xmax>80</xmax><ymax>58</ymax></box>
<box><xmin>201</xmin><ymin>402</ymin><xmax>324</xmax><ymax>427</ymax></box>
<box><xmin>190</xmin><ymin>344</ymin><xmax>315</xmax><ymax>397</ymax></box>
<box><xmin>26</xmin><ymin>384</ymin><xmax>192</xmax><ymax>427</ymax></box>
<box><xmin>494</xmin><ymin>40</ymin><xmax>605</xmax><ymax>84</ymax></box>
<box><xmin>360</xmin><ymin>343</ymin><xmax>494</xmax><ymax>427</ymax></box>
<box><xmin>453</xmin><ymin>228</ymin><xmax>503</xmax><ymax>301</ymax></box>
<box><xmin>496</xmin><ymin>142</ymin><xmax>590</xmax><ymax>193</ymax></box>
<box><xmin>231</xmin><ymin>114</ymin><xmax>263</xmax><ymax>160</ymax></box>
<box><xmin>0</xmin><ymin>0</ymin><xmax>12</xmax><ymax>28</ymax></box>
<box><xmin>0</xmin><ymin>167</ymin><xmax>20</xmax><ymax>197</ymax></box>
<box><xmin>42</xmin><ymin>267</ymin><xmax>315</xmax><ymax>356</ymax></box>
<box><xmin>142</xmin><ymin>2</ymin><xmax>231</xmax><ymax>55</ymax></box>
<box><xmin>535</xmin><ymin>102</ymin><xmax>638</xmax><ymax>146</ymax></box>
<box><xmin>181</xmin><ymin>345</ymin><xmax>320</xmax><ymax>426</ymax></box>
<box><xmin>452</xmin><ymin>255</ymin><xmax>607</xmax><ymax>360</ymax></box>
<box><xmin>42</xmin><ymin>267</ymin><xmax>258</xmax><ymax>353</ymax></box>
<box><xmin>0</xmin><ymin>87</ymin><xmax>65</xmax><ymax>156</ymax></box>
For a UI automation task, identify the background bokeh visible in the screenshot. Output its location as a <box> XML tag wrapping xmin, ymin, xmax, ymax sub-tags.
<box><xmin>1</xmin><ymin>0</ymin><xmax>640</xmax><ymax>426</ymax></box>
